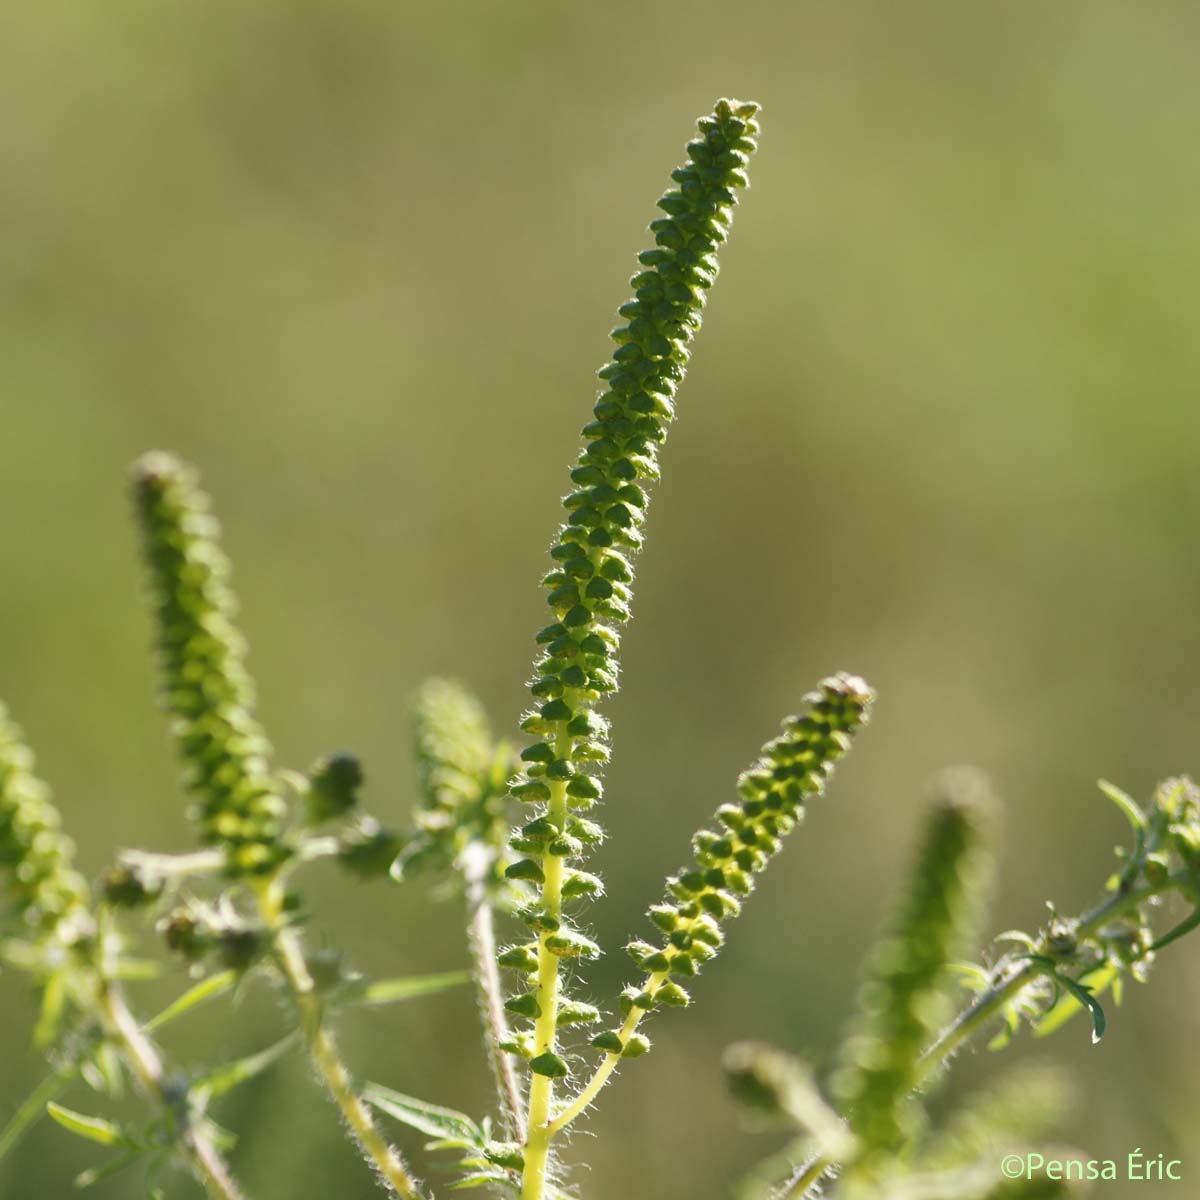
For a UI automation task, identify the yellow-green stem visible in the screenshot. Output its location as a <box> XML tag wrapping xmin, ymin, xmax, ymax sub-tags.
<box><xmin>520</xmin><ymin>711</ymin><xmax>577</xmax><ymax>1200</ymax></box>
<box><xmin>254</xmin><ymin>879</ymin><xmax>425</xmax><ymax>1199</ymax></box>
<box><xmin>95</xmin><ymin>978</ymin><xmax>245</xmax><ymax>1200</ymax></box>
<box><xmin>546</xmin><ymin>969</ymin><xmax>667</xmax><ymax>1136</ymax></box>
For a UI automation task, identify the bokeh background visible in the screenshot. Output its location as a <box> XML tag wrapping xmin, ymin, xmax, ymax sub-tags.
<box><xmin>2</xmin><ymin>3</ymin><xmax>1199</xmax><ymax>1196</ymax></box>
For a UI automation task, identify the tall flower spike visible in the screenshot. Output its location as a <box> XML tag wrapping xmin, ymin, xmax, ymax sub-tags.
<box><xmin>576</xmin><ymin>675</ymin><xmax>873</xmax><ymax>1081</ymax></box>
<box><xmin>507</xmin><ymin>98</ymin><xmax>761</xmax><ymax>1199</ymax></box>
<box><xmin>131</xmin><ymin>453</ymin><xmax>288</xmax><ymax>876</ymax></box>
<box><xmin>831</xmin><ymin>771</ymin><xmax>995</xmax><ymax>1172</ymax></box>
<box><xmin>0</xmin><ymin>705</ymin><xmax>91</xmax><ymax>944</ymax></box>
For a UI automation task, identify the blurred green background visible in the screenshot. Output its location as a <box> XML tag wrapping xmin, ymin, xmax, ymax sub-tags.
<box><xmin>2</xmin><ymin>2</ymin><xmax>1199</xmax><ymax>1196</ymax></box>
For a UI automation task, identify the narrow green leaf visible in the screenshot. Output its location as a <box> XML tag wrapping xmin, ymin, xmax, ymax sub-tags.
<box><xmin>81</xmin><ymin>1043</ymin><xmax>125</xmax><ymax>1099</ymax></box>
<box><xmin>1056</xmin><ymin>975</ymin><xmax>1107</xmax><ymax>1044</ymax></box>
<box><xmin>987</xmin><ymin>1005</ymin><xmax>1020</xmax><ymax>1052</ymax></box>
<box><xmin>192</xmin><ymin>1034</ymin><xmax>297</xmax><ymax>1101</ymax></box>
<box><xmin>75</xmin><ymin>1147</ymin><xmax>146</xmax><ymax>1189</ymax></box>
<box><xmin>993</xmin><ymin>930</ymin><xmax>1038</xmax><ymax>951</ymax></box>
<box><xmin>46</xmin><ymin>1103</ymin><xmax>130</xmax><ymax>1148</ymax></box>
<box><xmin>450</xmin><ymin>1169</ymin><xmax>512</xmax><ymax>1190</ymax></box>
<box><xmin>0</xmin><ymin>1070</ymin><xmax>71</xmax><ymax>1161</ymax></box>
<box><xmin>1150</xmin><ymin>906</ymin><xmax>1200</xmax><ymax>952</ymax></box>
<box><xmin>1034</xmin><ymin>962</ymin><xmax>1118</xmax><ymax>1038</ymax></box>
<box><xmin>111</xmin><ymin>958</ymin><xmax>161</xmax><ymax>982</ymax></box>
<box><xmin>34</xmin><ymin>971</ymin><xmax>66</xmax><ymax>1049</ymax></box>
<box><xmin>144</xmin><ymin>970</ymin><xmax>236</xmax><ymax>1033</ymax></box>
<box><xmin>363</xmin><ymin>1084</ymin><xmax>482</xmax><ymax>1144</ymax></box>
<box><xmin>357</xmin><ymin>970</ymin><xmax>470</xmax><ymax>1008</ymax></box>
<box><xmin>1098</xmin><ymin>779</ymin><xmax>1148</xmax><ymax>835</ymax></box>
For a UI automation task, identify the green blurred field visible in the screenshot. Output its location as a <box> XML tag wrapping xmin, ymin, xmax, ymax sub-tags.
<box><xmin>2</xmin><ymin>3</ymin><xmax>1198</xmax><ymax>1196</ymax></box>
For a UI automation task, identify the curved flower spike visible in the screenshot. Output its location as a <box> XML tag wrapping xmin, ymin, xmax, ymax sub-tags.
<box><xmin>131</xmin><ymin>453</ymin><xmax>288</xmax><ymax>876</ymax></box>
<box><xmin>544</xmin><ymin>674</ymin><xmax>873</xmax><ymax>1144</ymax></box>
<box><xmin>508</xmin><ymin>97</ymin><xmax>763</xmax><ymax>1200</ymax></box>
<box><xmin>602</xmin><ymin>674</ymin><xmax>873</xmax><ymax>1056</ymax></box>
<box><xmin>505</xmin><ymin>93</ymin><xmax>761</xmax><ymax>1051</ymax></box>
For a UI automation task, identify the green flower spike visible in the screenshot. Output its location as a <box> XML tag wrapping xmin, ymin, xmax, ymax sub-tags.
<box><xmin>0</xmin><ymin>700</ymin><xmax>93</xmax><ymax>984</ymax></box>
<box><xmin>131</xmin><ymin>452</ymin><xmax>288</xmax><ymax>877</ymax></box>
<box><xmin>543</xmin><ymin>674</ymin><xmax>873</xmax><ymax>1160</ymax></box>
<box><xmin>0</xmin><ymin>706</ymin><xmax>91</xmax><ymax>945</ymax></box>
<box><xmin>505</xmin><ymin>97</ymin><xmax>762</xmax><ymax>1198</ymax></box>
<box><xmin>832</xmin><ymin>772</ymin><xmax>995</xmax><ymax>1174</ymax></box>
<box><xmin>0</xmin><ymin>706</ymin><xmax>246</xmax><ymax>1198</ymax></box>
<box><xmin>133</xmin><ymin>453</ymin><xmax>426</xmax><ymax>1199</ymax></box>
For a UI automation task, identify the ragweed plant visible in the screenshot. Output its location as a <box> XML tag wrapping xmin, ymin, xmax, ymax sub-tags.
<box><xmin>1</xmin><ymin>96</ymin><xmax>1197</xmax><ymax>1200</ymax></box>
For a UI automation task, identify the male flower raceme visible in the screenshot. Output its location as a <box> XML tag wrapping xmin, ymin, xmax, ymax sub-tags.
<box><xmin>0</xmin><ymin>706</ymin><xmax>91</xmax><ymax>947</ymax></box>
<box><xmin>131</xmin><ymin>452</ymin><xmax>289</xmax><ymax>876</ymax></box>
<box><xmin>604</xmin><ymin>675</ymin><xmax>874</xmax><ymax>1058</ymax></box>
<box><xmin>501</xmin><ymin>97</ymin><xmax>762</xmax><ymax>1077</ymax></box>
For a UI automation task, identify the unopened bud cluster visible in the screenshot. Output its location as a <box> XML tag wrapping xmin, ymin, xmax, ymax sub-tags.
<box><xmin>131</xmin><ymin>453</ymin><xmax>288</xmax><ymax>876</ymax></box>
<box><xmin>0</xmin><ymin>707</ymin><xmax>91</xmax><ymax>944</ymax></box>
<box><xmin>599</xmin><ymin>674</ymin><xmax>873</xmax><ymax>1058</ymax></box>
<box><xmin>501</xmin><ymin>99</ymin><xmax>762</xmax><ymax>1076</ymax></box>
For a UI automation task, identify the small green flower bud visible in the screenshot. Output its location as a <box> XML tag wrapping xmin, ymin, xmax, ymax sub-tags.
<box><xmin>591</xmin><ymin>1031</ymin><xmax>624</xmax><ymax>1053</ymax></box>
<box><xmin>505</xmin><ymin>858</ymin><xmax>546</xmax><ymax>884</ymax></box>
<box><xmin>131</xmin><ymin>454</ymin><xmax>289</xmax><ymax>875</ymax></box>
<box><xmin>621</xmin><ymin>1034</ymin><xmax>651</xmax><ymax>1058</ymax></box>
<box><xmin>161</xmin><ymin>908</ymin><xmax>214</xmax><ymax>961</ymax></box>
<box><xmin>305</xmin><ymin>752</ymin><xmax>364</xmax><ymax>824</ymax></box>
<box><xmin>655</xmin><ymin>982</ymin><xmax>690</xmax><ymax>1008</ymax></box>
<box><xmin>498</xmin><ymin>945</ymin><xmax>540</xmax><ymax>972</ymax></box>
<box><xmin>100</xmin><ymin>863</ymin><xmax>163</xmax><ymax>909</ymax></box>
<box><xmin>338</xmin><ymin>818</ymin><xmax>402</xmax><ymax>879</ymax></box>
<box><xmin>499</xmin><ymin>1034</ymin><xmax>535</xmax><ymax>1059</ymax></box>
<box><xmin>512</xmin><ymin>780</ymin><xmax>551</xmax><ymax>802</ymax></box>
<box><xmin>626</xmin><ymin>940</ymin><xmax>658</xmax><ymax>964</ymax></box>
<box><xmin>504</xmin><ymin>993</ymin><xmax>542</xmax><ymax>1019</ymax></box>
<box><xmin>562</xmin><ymin>870</ymin><xmax>604</xmax><ymax>900</ymax></box>
<box><xmin>568</xmin><ymin>817</ymin><xmax>604</xmax><ymax>844</ymax></box>
<box><xmin>545</xmin><ymin>928</ymin><xmax>602</xmax><ymax>959</ymax></box>
<box><xmin>557</xmin><ymin>1001</ymin><xmax>601</xmax><ymax>1026</ymax></box>
<box><xmin>529</xmin><ymin>1052</ymin><xmax>569</xmax><ymax>1079</ymax></box>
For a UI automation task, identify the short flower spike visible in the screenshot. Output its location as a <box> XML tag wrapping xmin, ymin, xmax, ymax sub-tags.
<box><xmin>131</xmin><ymin>453</ymin><xmax>289</xmax><ymax>876</ymax></box>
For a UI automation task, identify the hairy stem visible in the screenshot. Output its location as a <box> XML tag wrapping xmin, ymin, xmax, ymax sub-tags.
<box><xmin>461</xmin><ymin>844</ymin><xmax>525</xmax><ymax>1141</ymax></box>
<box><xmin>521</xmin><ymin>720</ymin><xmax>573</xmax><ymax>1200</ymax></box>
<box><xmin>95</xmin><ymin>979</ymin><xmax>245</xmax><ymax>1200</ymax></box>
<box><xmin>546</xmin><ymin>969</ymin><xmax>667</xmax><ymax>1136</ymax></box>
<box><xmin>253</xmin><ymin>879</ymin><xmax>426</xmax><ymax>1200</ymax></box>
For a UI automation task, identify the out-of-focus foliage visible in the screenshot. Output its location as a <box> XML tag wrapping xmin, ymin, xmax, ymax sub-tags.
<box><xmin>2</xmin><ymin>3</ymin><xmax>1199</xmax><ymax>1197</ymax></box>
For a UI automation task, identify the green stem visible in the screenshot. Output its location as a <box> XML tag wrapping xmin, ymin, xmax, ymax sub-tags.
<box><xmin>0</xmin><ymin>1067</ymin><xmax>71</xmax><ymax>1162</ymax></box>
<box><xmin>521</xmin><ymin>714</ymin><xmax>576</xmax><ymax>1200</ymax></box>
<box><xmin>462</xmin><ymin>844</ymin><xmax>525</xmax><ymax>1141</ymax></box>
<box><xmin>95</xmin><ymin>978</ymin><xmax>245</xmax><ymax>1200</ymax></box>
<box><xmin>546</xmin><ymin>970</ymin><xmax>668</xmax><ymax>1136</ymax></box>
<box><xmin>253</xmin><ymin>879</ymin><xmax>426</xmax><ymax>1199</ymax></box>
